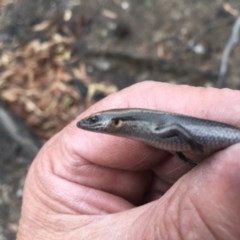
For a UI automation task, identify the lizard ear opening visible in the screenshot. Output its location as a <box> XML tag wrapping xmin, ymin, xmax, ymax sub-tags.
<box><xmin>112</xmin><ymin>119</ymin><xmax>123</xmax><ymax>128</ymax></box>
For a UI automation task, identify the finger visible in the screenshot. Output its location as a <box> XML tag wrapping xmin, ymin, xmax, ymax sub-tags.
<box><xmin>33</xmin><ymin>135</ymin><xmax>153</xmax><ymax>213</ymax></box>
<box><xmin>66</xmin><ymin>81</ymin><xmax>240</xmax><ymax>170</ymax></box>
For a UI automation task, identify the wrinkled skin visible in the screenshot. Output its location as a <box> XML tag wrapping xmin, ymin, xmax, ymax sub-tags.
<box><xmin>17</xmin><ymin>81</ymin><xmax>240</xmax><ymax>240</ymax></box>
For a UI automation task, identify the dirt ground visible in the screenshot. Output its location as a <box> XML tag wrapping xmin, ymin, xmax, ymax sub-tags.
<box><xmin>0</xmin><ymin>0</ymin><xmax>240</xmax><ymax>239</ymax></box>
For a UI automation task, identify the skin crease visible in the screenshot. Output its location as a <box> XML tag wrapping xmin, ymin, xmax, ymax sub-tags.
<box><xmin>17</xmin><ymin>81</ymin><xmax>240</xmax><ymax>240</ymax></box>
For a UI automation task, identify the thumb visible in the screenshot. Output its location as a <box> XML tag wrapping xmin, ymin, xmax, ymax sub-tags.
<box><xmin>76</xmin><ymin>144</ymin><xmax>240</xmax><ymax>240</ymax></box>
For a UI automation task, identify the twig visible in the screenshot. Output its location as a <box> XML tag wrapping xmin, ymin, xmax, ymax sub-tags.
<box><xmin>217</xmin><ymin>16</ymin><xmax>240</xmax><ymax>88</ymax></box>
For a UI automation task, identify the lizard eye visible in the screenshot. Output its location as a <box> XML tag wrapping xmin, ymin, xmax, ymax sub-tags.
<box><xmin>87</xmin><ymin>116</ymin><xmax>99</xmax><ymax>124</ymax></box>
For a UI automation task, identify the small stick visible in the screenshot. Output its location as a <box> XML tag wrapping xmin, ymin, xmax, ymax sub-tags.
<box><xmin>217</xmin><ymin>16</ymin><xmax>240</xmax><ymax>88</ymax></box>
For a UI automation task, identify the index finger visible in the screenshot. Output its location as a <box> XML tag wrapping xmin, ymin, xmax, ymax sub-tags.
<box><xmin>64</xmin><ymin>81</ymin><xmax>240</xmax><ymax>169</ymax></box>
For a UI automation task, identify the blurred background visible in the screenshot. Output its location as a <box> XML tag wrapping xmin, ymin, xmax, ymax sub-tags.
<box><xmin>0</xmin><ymin>0</ymin><xmax>240</xmax><ymax>239</ymax></box>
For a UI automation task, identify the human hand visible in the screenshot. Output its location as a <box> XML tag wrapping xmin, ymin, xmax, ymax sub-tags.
<box><xmin>17</xmin><ymin>81</ymin><xmax>240</xmax><ymax>240</ymax></box>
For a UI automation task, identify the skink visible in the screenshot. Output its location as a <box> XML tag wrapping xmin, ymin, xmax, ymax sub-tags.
<box><xmin>77</xmin><ymin>108</ymin><xmax>240</xmax><ymax>163</ymax></box>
